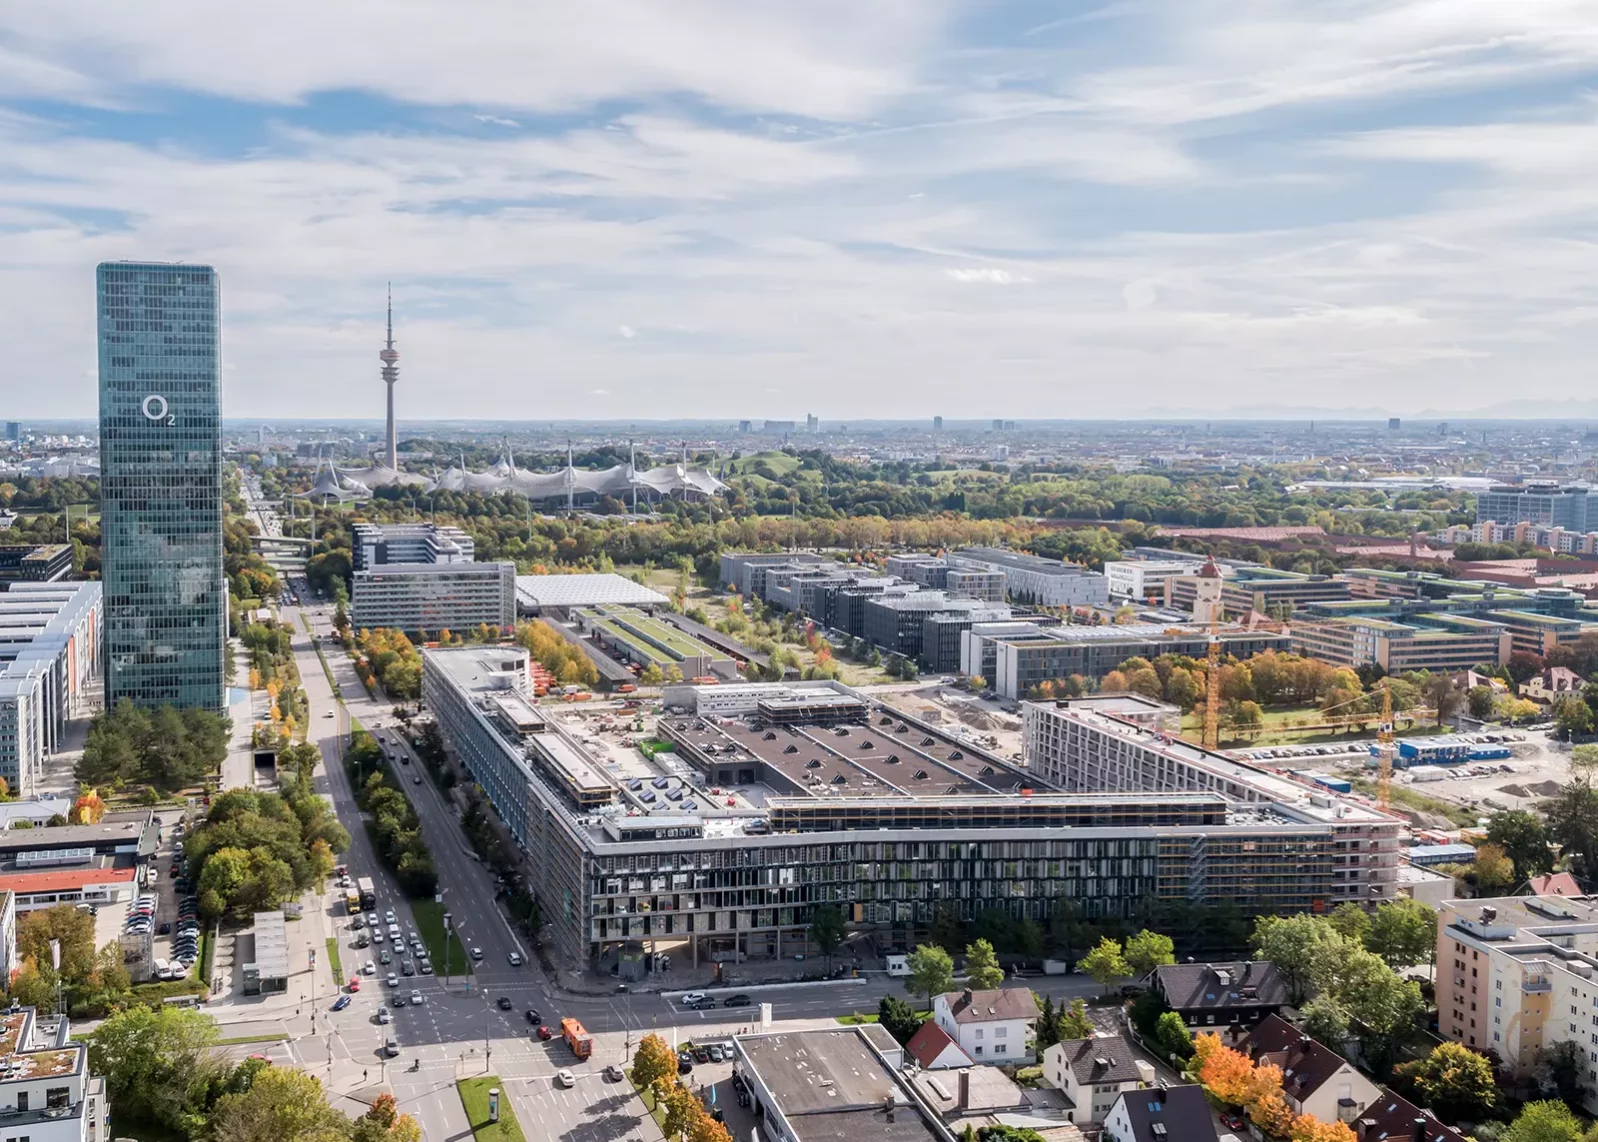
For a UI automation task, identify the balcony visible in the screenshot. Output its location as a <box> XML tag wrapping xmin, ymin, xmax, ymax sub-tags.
<box><xmin>1522</xmin><ymin>976</ymin><xmax>1552</xmax><ymax>993</ymax></box>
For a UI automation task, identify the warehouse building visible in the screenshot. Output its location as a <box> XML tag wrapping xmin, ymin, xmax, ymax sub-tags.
<box><xmin>350</xmin><ymin>561</ymin><xmax>516</xmax><ymax>635</ymax></box>
<box><xmin>426</xmin><ymin>653</ymin><xmax>1405</xmax><ymax>971</ymax></box>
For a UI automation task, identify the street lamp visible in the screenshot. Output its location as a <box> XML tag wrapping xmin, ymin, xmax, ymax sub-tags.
<box><xmin>443</xmin><ymin>911</ymin><xmax>453</xmax><ymax>986</ymax></box>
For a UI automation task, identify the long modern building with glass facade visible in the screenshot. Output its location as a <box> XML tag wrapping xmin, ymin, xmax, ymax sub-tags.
<box><xmin>0</xmin><ymin>582</ymin><xmax>102</xmax><ymax>797</ymax></box>
<box><xmin>425</xmin><ymin>652</ymin><xmax>1402</xmax><ymax>972</ymax></box>
<box><xmin>96</xmin><ymin>262</ymin><xmax>226</xmax><ymax>711</ymax></box>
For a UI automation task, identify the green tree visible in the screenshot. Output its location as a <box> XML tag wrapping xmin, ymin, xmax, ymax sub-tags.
<box><xmin>1474</xmin><ymin>842</ymin><xmax>1516</xmax><ymax>894</ymax></box>
<box><xmin>1076</xmin><ymin>937</ymin><xmax>1131</xmax><ymax>990</ymax></box>
<box><xmin>1340</xmin><ymin>950</ymin><xmax>1425</xmax><ymax>1076</ymax></box>
<box><xmin>88</xmin><ymin>1005</ymin><xmax>223</xmax><ymax>1134</ymax></box>
<box><xmin>1034</xmin><ymin>994</ymin><xmax>1058</xmax><ymax>1050</ymax></box>
<box><xmin>1467</xmin><ymin>685</ymin><xmax>1498</xmax><ymax>720</ymax></box>
<box><xmin>10</xmin><ymin>959</ymin><xmax>54</xmax><ymax>1010</ymax></box>
<box><xmin>1124</xmin><ymin>929</ymin><xmax>1176</xmax><ymax>977</ymax></box>
<box><xmin>630</xmin><ymin>1032</ymin><xmax>678</xmax><ymax>1090</ymax></box>
<box><xmin>906</xmin><ymin>944</ymin><xmax>955</xmax><ymax>1011</ymax></box>
<box><xmin>1327</xmin><ymin>903</ymin><xmax>1371</xmax><ymax>945</ymax></box>
<box><xmin>18</xmin><ymin>903</ymin><xmax>96</xmax><ymax>983</ymax></box>
<box><xmin>1250</xmin><ymin>914</ymin><xmax>1348</xmax><ymax>1005</ymax></box>
<box><xmin>639</xmin><ymin>663</ymin><xmax>664</xmax><ymax>686</ymax></box>
<box><xmin>1054</xmin><ymin>998</ymin><xmax>1092</xmax><ymax>1042</ymax></box>
<box><xmin>1365</xmin><ymin>898</ymin><xmax>1436</xmax><ymax>969</ymax></box>
<box><xmin>1488</xmin><ymin>809</ymin><xmax>1554</xmax><ymax>880</ymax></box>
<box><xmin>878</xmin><ymin>996</ymin><xmax>921</xmax><ymax>1046</ymax></box>
<box><xmin>1570</xmin><ymin>743</ymin><xmax>1598</xmax><ymax>775</ymax></box>
<box><xmin>1395</xmin><ymin>1041</ymin><xmax>1496</xmax><ymax>1123</ymax></box>
<box><xmin>1153</xmin><ymin>1011</ymin><xmax>1194</xmax><ymax>1061</ymax></box>
<box><xmin>809</xmin><ymin>906</ymin><xmax>846</xmax><ymax>972</ymax></box>
<box><xmin>1503</xmin><ymin>1099</ymin><xmax>1584</xmax><ymax>1142</ymax></box>
<box><xmin>1544</xmin><ymin>779</ymin><xmax>1598</xmax><ymax>882</ymax></box>
<box><xmin>210</xmin><ymin>1064</ymin><xmax>348</xmax><ymax>1142</ymax></box>
<box><xmin>1299</xmin><ymin>994</ymin><xmax>1351</xmax><ymax>1046</ymax></box>
<box><xmin>1554</xmin><ymin>696</ymin><xmax>1594</xmax><ymax>740</ymax></box>
<box><xmin>964</xmin><ymin>939</ymin><xmax>1005</xmax><ymax>989</ymax></box>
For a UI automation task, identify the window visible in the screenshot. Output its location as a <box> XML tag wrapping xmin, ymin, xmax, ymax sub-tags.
<box><xmin>15</xmin><ymin>1094</ymin><xmax>26</xmax><ymax>1113</ymax></box>
<box><xmin>995</xmin><ymin>1027</ymin><xmax>1007</xmax><ymax>1039</ymax></box>
<box><xmin>44</xmin><ymin>1089</ymin><xmax>67</xmax><ymax>1110</ymax></box>
<box><xmin>974</xmin><ymin>1029</ymin><xmax>984</xmax><ymax>1040</ymax></box>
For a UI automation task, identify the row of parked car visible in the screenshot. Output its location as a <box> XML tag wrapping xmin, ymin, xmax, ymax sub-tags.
<box><xmin>130</xmin><ymin>892</ymin><xmax>199</xmax><ymax>980</ymax></box>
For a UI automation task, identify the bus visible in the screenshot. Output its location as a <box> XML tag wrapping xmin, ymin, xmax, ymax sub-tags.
<box><xmin>357</xmin><ymin>876</ymin><xmax>377</xmax><ymax>912</ymax></box>
<box><xmin>345</xmin><ymin>886</ymin><xmax>361</xmax><ymax>914</ymax></box>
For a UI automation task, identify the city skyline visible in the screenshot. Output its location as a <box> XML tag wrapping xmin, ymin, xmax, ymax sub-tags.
<box><xmin>3</xmin><ymin>5</ymin><xmax>1597</xmax><ymax>420</ymax></box>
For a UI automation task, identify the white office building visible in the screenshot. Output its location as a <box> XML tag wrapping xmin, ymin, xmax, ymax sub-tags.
<box><xmin>948</xmin><ymin>547</ymin><xmax>1108</xmax><ymax>607</ymax></box>
<box><xmin>0</xmin><ymin>583</ymin><xmax>102</xmax><ymax>798</ymax></box>
<box><xmin>1104</xmin><ymin>559</ymin><xmax>1204</xmax><ymax>601</ymax></box>
<box><xmin>352</xmin><ymin>522</ymin><xmax>474</xmax><ymax>570</ymax></box>
<box><xmin>351</xmin><ymin>562</ymin><xmax>516</xmax><ymax>635</ymax></box>
<box><xmin>0</xmin><ymin>1006</ymin><xmax>104</xmax><ymax>1142</ymax></box>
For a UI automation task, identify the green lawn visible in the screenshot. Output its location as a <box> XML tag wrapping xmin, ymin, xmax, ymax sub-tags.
<box><xmin>325</xmin><ymin>937</ymin><xmax>343</xmax><ymax>984</ymax></box>
<box><xmin>216</xmin><ymin>1032</ymin><xmax>291</xmax><ymax>1046</ymax></box>
<box><xmin>412</xmin><ymin>899</ymin><xmax>472</xmax><ymax>975</ymax></box>
<box><xmin>635</xmin><ymin>1082</ymin><xmax>669</xmax><ymax>1130</ymax></box>
<box><xmin>458</xmin><ymin>1077</ymin><xmax>526</xmax><ymax>1142</ymax></box>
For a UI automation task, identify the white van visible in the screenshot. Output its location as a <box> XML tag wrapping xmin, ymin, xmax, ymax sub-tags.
<box><xmin>886</xmin><ymin>954</ymin><xmax>909</xmax><ymax>977</ymax></box>
<box><xmin>152</xmin><ymin>958</ymin><xmax>170</xmax><ymax>976</ymax></box>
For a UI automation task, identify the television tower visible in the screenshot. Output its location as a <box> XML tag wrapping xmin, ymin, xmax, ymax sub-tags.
<box><xmin>379</xmin><ymin>284</ymin><xmax>400</xmax><ymax>469</ymax></box>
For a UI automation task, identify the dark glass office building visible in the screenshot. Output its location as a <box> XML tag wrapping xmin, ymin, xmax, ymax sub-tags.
<box><xmin>96</xmin><ymin>262</ymin><xmax>226</xmax><ymax>710</ymax></box>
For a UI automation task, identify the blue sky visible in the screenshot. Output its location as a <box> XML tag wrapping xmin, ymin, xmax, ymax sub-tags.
<box><xmin>2</xmin><ymin>1</ymin><xmax>1597</xmax><ymax>420</ymax></box>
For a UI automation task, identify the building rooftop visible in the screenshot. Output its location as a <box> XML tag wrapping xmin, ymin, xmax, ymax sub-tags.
<box><xmin>1054</xmin><ymin>1035</ymin><xmax>1144</xmax><ymax>1087</ymax></box>
<box><xmin>515</xmin><ymin>573</ymin><xmax>669</xmax><ymax>610</ymax></box>
<box><xmin>248</xmin><ymin>911</ymin><xmax>291</xmax><ymax>980</ymax></box>
<box><xmin>737</xmin><ymin>1028</ymin><xmax>927</xmax><ymax>1134</ymax></box>
<box><xmin>939</xmin><ymin>987</ymin><xmax>1038</xmax><ymax>1024</ymax></box>
<box><xmin>1150</xmin><ymin>961</ymin><xmax>1287</xmax><ymax>1011</ymax></box>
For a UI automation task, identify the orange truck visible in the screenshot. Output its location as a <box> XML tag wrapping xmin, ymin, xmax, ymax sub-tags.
<box><xmin>561</xmin><ymin>1017</ymin><xmax>593</xmax><ymax>1059</ymax></box>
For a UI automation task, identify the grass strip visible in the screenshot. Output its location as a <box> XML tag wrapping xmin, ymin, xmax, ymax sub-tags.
<box><xmin>413</xmin><ymin>899</ymin><xmax>472</xmax><ymax>975</ymax></box>
<box><xmin>217</xmin><ymin>1033</ymin><xmax>291</xmax><ymax>1046</ymax></box>
<box><xmin>326</xmin><ymin>937</ymin><xmax>343</xmax><ymax>984</ymax></box>
<box><xmin>458</xmin><ymin>1077</ymin><xmax>526</xmax><ymax>1142</ymax></box>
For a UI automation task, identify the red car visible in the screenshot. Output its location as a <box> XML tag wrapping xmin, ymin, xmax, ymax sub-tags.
<box><xmin>347</xmin><ymin>978</ymin><xmax>361</xmax><ymax>993</ymax></box>
<box><xmin>537</xmin><ymin>1025</ymin><xmax>554</xmax><ymax>1040</ymax></box>
<box><xmin>1220</xmin><ymin>1111</ymin><xmax>1246</xmax><ymax>1131</ymax></box>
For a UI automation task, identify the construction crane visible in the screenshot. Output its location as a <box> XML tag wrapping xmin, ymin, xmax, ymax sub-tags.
<box><xmin>1203</xmin><ymin>611</ymin><xmax>1221</xmax><ymax>750</ymax></box>
<box><xmin>1376</xmin><ymin>681</ymin><xmax>1395</xmax><ymax>810</ymax></box>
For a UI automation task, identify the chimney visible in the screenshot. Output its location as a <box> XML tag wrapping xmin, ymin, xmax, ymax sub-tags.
<box><xmin>962</xmin><ymin>989</ymin><xmax>973</xmax><ymax>1006</ymax></box>
<box><xmin>957</xmin><ymin>1070</ymin><xmax>970</xmax><ymax>1110</ymax></box>
<box><xmin>1355</xmin><ymin>1118</ymin><xmax>1375</xmax><ymax>1141</ymax></box>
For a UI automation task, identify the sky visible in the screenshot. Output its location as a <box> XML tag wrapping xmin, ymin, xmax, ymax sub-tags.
<box><xmin>3</xmin><ymin>2</ymin><xmax>1598</xmax><ymax>421</ymax></box>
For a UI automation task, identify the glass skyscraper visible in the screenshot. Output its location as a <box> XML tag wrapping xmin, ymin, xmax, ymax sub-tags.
<box><xmin>96</xmin><ymin>262</ymin><xmax>226</xmax><ymax>710</ymax></box>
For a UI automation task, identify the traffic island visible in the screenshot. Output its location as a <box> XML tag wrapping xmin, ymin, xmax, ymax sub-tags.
<box><xmin>457</xmin><ymin>1076</ymin><xmax>526</xmax><ymax>1142</ymax></box>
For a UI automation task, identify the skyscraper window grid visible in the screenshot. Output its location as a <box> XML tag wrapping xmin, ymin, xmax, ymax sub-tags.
<box><xmin>96</xmin><ymin>262</ymin><xmax>227</xmax><ymax>710</ymax></box>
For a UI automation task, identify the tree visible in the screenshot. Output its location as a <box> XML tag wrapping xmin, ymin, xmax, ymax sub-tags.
<box><xmin>1191</xmin><ymin>1033</ymin><xmax>1255</xmax><ymax>1105</ymax></box>
<box><xmin>70</xmin><ymin>789</ymin><xmax>106</xmax><ymax>824</ymax></box>
<box><xmin>1506</xmin><ymin>652</ymin><xmax>1546</xmax><ymax>684</ymax></box>
<box><xmin>1327</xmin><ymin>903</ymin><xmax>1371</xmax><ymax>945</ymax></box>
<box><xmin>10</xmin><ymin>959</ymin><xmax>54</xmax><ymax>1010</ymax></box>
<box><xmin>1299</xmin><ymin>994</ymin><xmax>1351</xmax><ymax>1047</ymax></box>
<box><xmin>1340</xmin><ymin>952</ymin><xmax>1425</xmax><ymax>1076</ymax></box>
<box><xmin>1545</xmin><ymin>778</ymin><xmax>1598</xmax><ymax>882</ymax></box>
<box><xmin>1289</xmin><ymin>1117</ymin><xmax>1357</xmax><ymax>1142</ymax></box>
<box><xmin>1488</xmin><ymin>809</ymin><xmax>1554</xmax><ymax>880</ymax></box>
<box><xmin>1058</xmin><ymin>998</ymin><xmax>1094</xmax><ymax>1041</ymax></box>
<box><xmin>1124</xmin><ymin>929</ymin><xmax>1176</xmax><ymax>977</ymax></box>
<box><xmin>964</xmin><ymin>939</ymin><xmax>1005</xmax><ymax>989</ymax></box>
<box><xmin>1366</xmin><ymin>898</ymin><xmax>1436</xmax><ymax>969</ymax></box>
<box><xmin>309</xmin><ymin>838</ymin><xmax>336</xmax><ymax>894</ymax></box>
<box><xmin>809</xmin><ymin>906</ymin><xmax>846</xmax><ymax>972</ymax></box>
<box><xmin>19</xmin><ymin>903</ymin><xmax>96</xmax><ymax>983</ymax></box>
<box><xmin>1467</xmin><ymin>685</ymin><xmax>1499</xmax><ymax>720</ymax></box>
<box><xmin>1423</xmin><ymin>673</ymin><xmax>1464</xmax><ymax>727</ymax></box>
<box><xmin>657</xmin><ymin>1079</ymin><xmax>701</xmax><ymax>1141</ymax></box>
<box><xmin>639</xmin><ymin>663</ymin><xmax>664</xmax><ymax>686</ymax></box>
<box><xmin>1034</xmin><ymin>994</ymin><xmax>1058</xmax><ymax>1050</ymax></box>
<box><xmin>878</xmin><ymin>996</ymin><xmax>921</xmax><ymax>1046</ymax></box>
<box><xmin>1503</xmin><ymin>1100</ymin><xmax>1584</xmax><ymax>1142</ymax></box>
<box><xmin>1153</xmin><ymin>1011</ymin><xmax>1194</xmax><ymax>1061</ymax></box>
<box><xmin>88</xmin><ymin>1005</ymin><xmax>223</xmax><ymax>1134</ymax></box>
<box><xmin>1250</xmin><ymin>914</ymin><xmax>1348</xmax><ymax>1005</ymax></box>
<box><xmin>1474</xmin><ymin>842</ymin><xmax>1516</xmax><ymax>894</ymax></box>
<box><xmin>1395</xmin><ymin>1041</ymin><xmax>1496</xmax><ymax>1123</ymax></box>
<box><xmin>1554</xmin><ymin>695</ymin><xmax>1594</xmax><ymax>740</ymax></box>
<box><xmin>906</xmin><ymin>944</ymin><xmax>955</xmax><ymax>1011</ymax></box>
<box><xmin>210</xmin><ymin>1065</ymin><xmax>348</xmax><ymax>1142</ymax></box>
<box><xmin>1076</xmin><ymin>937</ymin><xmax>1131</xmax><ymax>990</ymax></box>
<box><xmin>631</xmin><ymin>1032</ymin><xmax>678</xmax><ymax>1091</ymax></box>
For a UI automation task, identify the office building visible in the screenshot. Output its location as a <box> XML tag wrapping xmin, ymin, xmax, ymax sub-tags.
<box><xmin>949</xmin><ymin>547</ymin><xmax>1109</xmax><ymax>607</ymax></box>
<box><xmin>351</xmin><ymin>522</ymin><xmax>474</xmax><ymax>570</ymax></box>
<box><xmin>0</xmin><ymin>1006</ymin><xmax>105</xmax><ymax>1142</ymax></box>
<box><xmin>1291</xmin><ymin>615</ymin><xmax>1512</xmax><ymax>672</ymax></box>
<box><xmin>718</xmin><ymin>552</ymin><xmax>828</xmax><ymax>599</ymax></box>
<box><xmin>933</xmin><ymin>416</ymin><xmax>943</xmax><ymax>431</ymax></box>
<box><xmin>426</xmin><ymin>653</ymin><xmax>1404</xmax><ymax>969</ymax></box>
<box><xmin>1104</xmin><ymin>558</ymin><xmax>1204</xmax><ymax>602</ymax></box>
<box><xmin>1166</xmin><ymin>565</ymin><xmax>1351</xmax><ymax>618</ymax></box>
<box><xmin>350</xmin><ymin>561</ymin><xmax>516</xmax><ymax>636</ymax></box>
<box><xmin>3</xmin><ymin>424</ymin><xmax>17</xmax><ymax>443</ymax></box>
<box><xmin>96</xmin><ymin>261</ymin><xmax>226</xmax><ymax>711</ymax></box>
<box><xmin>0</xmin><ymin>546</ymin><xmax>73</xmax><ymax>584</ymax></box>
<box><xmin>1475</xmin><ymin>483</ymin><xmax>1590</xmax><ymax>532</ymax></box>
<box><xmin>1435</xmin><ymin>893</ymin><xmax>1598</xmax><ymax>1112</ymax></box>
<box><xmin>1022</xmin><ymin>699</ymin><xmax>1401</xmax><ymax>906</ymax></box>
<box><xmin>862</xmin><ymin>592</ymin><xmax>1008</xmax><ymax>661</ymax></box>
<box><xmin>0</xmin><ymin>583</ymin><xmax>102</xmax><ymax>798</ymax></box>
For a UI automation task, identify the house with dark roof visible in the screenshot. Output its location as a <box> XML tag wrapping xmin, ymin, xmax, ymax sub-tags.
<box><xmin>1043</xmin><ymin>1035</ymin><xmax>1149</xmax><ymax>1126</ymax></box>
<box><xmin>1103</xmin><ymin>1084</ymin><xmax>1217</xmax><ymax>1142</ymax></box>
<box><xmin>1246</xmin><ymin>1014</ymin><xmax>1379</xmax><ymax>1126</ymax></box>
<box><xmin>1147</xmin><ymin>960</ymin><xmax>1287</xmax><ymax>1031</ymax></box>
<box><xmin>1350</xmin><ymin>1091</ymin><xmax>1467</xmax><ymax>1142</ymax></box>
<box><xmin>932</xmin><ymin>987</ymin><xmax>1037</xmax><ymax>1064</ymax></box>
<box><xmin>905</xmin><ymin>1021</ymin><xmax>972</xmax><ymax>1070</ymax></box>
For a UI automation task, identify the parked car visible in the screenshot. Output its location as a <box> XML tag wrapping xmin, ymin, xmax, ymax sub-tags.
<box><xmin>677</xmin><ymin>1052</ymin><xmax>694</xmax><ymax>1074</ymax></box>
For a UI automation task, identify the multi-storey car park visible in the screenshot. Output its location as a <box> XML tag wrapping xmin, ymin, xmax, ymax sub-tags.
<box><xmin>423</xmin><ymin>649</ymin><xmax>1403</xmax><ymax>972</ymax></box>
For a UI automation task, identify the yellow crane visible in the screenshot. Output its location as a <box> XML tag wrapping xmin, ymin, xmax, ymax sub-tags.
<box><xmin>1377</xmin><ymin>681</ymin><xmax>1395</xmax><ymax>810</ymax></box>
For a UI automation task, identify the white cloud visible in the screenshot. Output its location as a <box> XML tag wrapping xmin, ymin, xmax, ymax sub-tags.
<box><xmin>618</xmin><ymin>326</ymin><xmax>635</xmax><ymax>339</ymax></box>
<box><xmin>473</xmin><ymin>114</ymin><xmax>520</xmax><ymax>128</ymax></box>
<box><xmin>946</xmin><ymin>268</ymin><xmax>1032</xmax><ymax>284</ymax></box>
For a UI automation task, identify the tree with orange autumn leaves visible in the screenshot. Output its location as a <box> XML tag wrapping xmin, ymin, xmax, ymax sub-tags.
<box><xmin>1191</xmin><ymin>1033</ymin><xmax>1355</xmax><ymax>1142</ymax></box>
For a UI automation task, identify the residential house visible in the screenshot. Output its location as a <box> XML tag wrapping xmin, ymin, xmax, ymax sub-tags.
<box><xmin>1044</xmin><ymin>1035</ymin><xmax>1149</xmax><ymax>1126</ymax></box>
<box><xmin>1245</xmin><ymin>1014</ymin><xmax>1379</xmax><ymax>1126</ymax></box>
<box><xmin>1102</xmin><ymin>1084</ymin><xmax>1218</xmax><ymax>1142</ymax></box>
<box><xmin>1449</xmin><ymin>669</ymin><xmax>1507</xmax><ymax>696</ymax></box>
<box><xmin>1520</xmin><ymin>666</ymin><xmax>1583</xmax><ymax>705</ymax></box>
<box><xmin>906</xmin><ymin>1021</ymin><xmax>972</xmax><ymax>1070</ymax></box>
<box><xmin>1524</xmin><ymin>872</ymin><xmax>1583</xmax><ymax>897</ymax></box>
<box><xmin>1350</xmin><ymin>1091</ymin><xmax>1466</xmax><ymax>1142</ymax></box>
<box><xmin>1147</xmin><ymin>961</ymin><xmax>1288</xmax><ymax>1032</ymax></box>
<box><xmin>932</xmin><ymin>987</ymin><xmax>1037</xmax><ymax>1064</ymax></box>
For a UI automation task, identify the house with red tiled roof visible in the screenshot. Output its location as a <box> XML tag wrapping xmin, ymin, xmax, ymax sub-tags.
<box><xmin>1521</xmin><ymin>666</ymin><xmax>1584</xmax><ymax>705</ymax></box>
<box><xmin>1524</xmin><ymin>872</ymin><xmax>1583</xmax><ymax>897</ymax></box>
<box><xmin>905</xmin><ymin>1021</ymin><xmax>971</xmax><ymax>1070</ymax></box>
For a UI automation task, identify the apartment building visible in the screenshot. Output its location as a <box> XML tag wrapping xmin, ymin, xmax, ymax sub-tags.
<box><xmin>1023</xmin><ymin>700</ymin><xmax>1402</xmax><ymax>906</ymax></box>
<box><xmin>350</xmin><ymin>561</ymin><xmax>516</xmax><ymax>635</ymax></box>
<box><xmin>1435</xmin><ymin>894</ymin><xmax>1598</xmax><ymax>1111</ymax></box>
<box><xmin>1166</xmin><ymin>566</ymin><xmax>1352</xmax><ymax>617</ymax></box>
<box><xmin>0</xmin><ymin>1006</ymin><xmax>104</xmax><ymax>1142</ymax></box>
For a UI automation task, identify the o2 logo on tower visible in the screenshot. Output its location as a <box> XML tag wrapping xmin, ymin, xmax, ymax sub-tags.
<box><xmin>141</xmin><ymin>395</ymin><xmax>176</xmax><ymax>426</ymax></box>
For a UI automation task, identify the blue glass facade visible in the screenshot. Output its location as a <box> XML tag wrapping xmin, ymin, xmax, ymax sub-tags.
<box><xmin>96</xmin><ymin>262</ymin><xmax>226</xmax><ymax>710</ymax></box>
